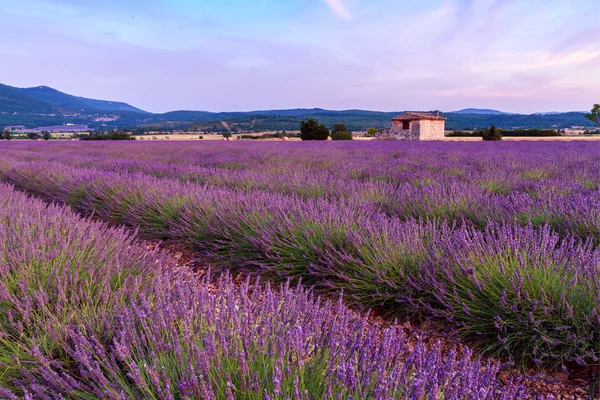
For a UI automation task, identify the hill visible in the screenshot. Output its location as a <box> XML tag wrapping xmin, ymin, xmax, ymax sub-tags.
<box><xmin>19</xmin><ymin>86</ymin><xmax>147</xmax><ymax>113</ymax></box>
<box><xmin>0</xmin><ymin>84</ymin><xmax>146</xmax><ymax>120</ymax></box>
<box><xmin>184</xmin><ymin>111</ymin><xmax>593</xmax><ymax>132</ymax></box>
<box><xmin>451</xmin><ymin>108</ymin><xmax>507</xmax><ymax>115</ymax></box>
<box><xmin>0</xmin><ymin>83</ymin><xmax>595</xmax><ymax>131</ymax></box>
<box><xmin>0</xmin><ymin>84</ymin><xmax>57</xmax><ymax>114</ymax></box>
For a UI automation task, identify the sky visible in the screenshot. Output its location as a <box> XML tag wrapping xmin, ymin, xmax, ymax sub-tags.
<box><xmin>0</xmin><ymin>0</ymin><xmax>598</xmax><ymax>113</ymax></box>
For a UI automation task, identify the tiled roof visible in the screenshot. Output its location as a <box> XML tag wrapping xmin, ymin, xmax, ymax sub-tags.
<box><xmin>391</xmin><ymin>112</ymin><xmax>446</xmax><ymax>121</ymax></box>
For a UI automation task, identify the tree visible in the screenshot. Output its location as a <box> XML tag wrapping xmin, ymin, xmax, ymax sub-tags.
<box><xmin>300</xmin><ymin>118</ymin><xmax>329</xmax><ymax>141</ymax></box>
<box><xmin>222</xmin><ymin>132</ymin><xmax>233</xmax><ymax>139</ymax></box>
<box><xmin>42</xmin><ymin>131</ymin><xmax>51</xmax><ymax>140</ymax></box>
<box><xmin>27</xmin><ymin>131</ymin><xmax>41</xmax><ymax>140</ymax></box>
<box><xmin>585</xmin><ymin>104</ymin><xmax>600</xmax><ymax>126</ymax></box>
<box><xmin>0</xmin><ymin>127</ymin><xmax>4</xmax><ymax>140</ymax></box>
<box><xmin>331</xmin><ymin>123</ymin><xmax>353</xmax><ymax>140</ymax></box>
<box><xmin>366</xmin><ymin>127</ymin><xmax>378</xmax><ymax>137</ymax></box>
<box><xmin>482</xmin><ymin>125</ymin><xmax>502</xmax><ymax>141</ymax></box>
<box><xmin>2</xmin><ymin>129</ymin><xmax>11</xmax><ymax>140</ymax></box>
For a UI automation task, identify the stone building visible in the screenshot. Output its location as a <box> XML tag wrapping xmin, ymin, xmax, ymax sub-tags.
<box><xmin>377</xmin><ymin>111</ymin><xmax>446</xmax><ymax>140</ymax></box>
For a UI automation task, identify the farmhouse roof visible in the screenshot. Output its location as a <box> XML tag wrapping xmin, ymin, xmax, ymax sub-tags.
<box><xmin>391</xmin><ymin>112</ymin><xmax>446</xmax><ymax>121</ymax></box>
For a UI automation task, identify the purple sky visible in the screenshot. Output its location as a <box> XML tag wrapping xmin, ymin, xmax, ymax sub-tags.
<box><xmin>1</xmin><ymin>0</ymin><xmax>598</xmax><ymax>113</ymax></box>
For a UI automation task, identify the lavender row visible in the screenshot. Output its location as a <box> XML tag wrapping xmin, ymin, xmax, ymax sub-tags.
<box><xmin>0</xmin><ymin>183</ymin><xmax>525</xmax><ymax>399</ymax></box>
<box><xmin>0</xmin><ymin>141</ymin><xmax>598</xmax><ymax>240</ymax></box>
<box><xmin>0</xmin><ymin>183</ymin><xmax>169</xmax><ymax>396</ymax></box>
<box><xmin>2</xmin><ymin>159</ymin><xmax>597</xmax><ymax>368</ymax></box>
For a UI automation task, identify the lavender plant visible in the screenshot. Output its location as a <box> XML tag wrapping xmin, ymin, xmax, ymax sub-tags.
<box><xmin>0</xmin><ymin>183</ymin><xmax>526</xmax><ymax>399</ymax></box>
<box><xmin>0</xmin><ymin>140</ymin><xmax>598</xmax><ymax>241</ymax></box>
<box><xmin>0</xmin><ymin>141</ymin><xmax>598</xmax><ymax>370</ymax></box>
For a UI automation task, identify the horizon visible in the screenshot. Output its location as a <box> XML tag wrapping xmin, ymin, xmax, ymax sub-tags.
<box><xmin>4</xmin><ymin>82</ymin><xmax>592</xmax><ymax>115</ymax></box>
<box><xmin>1</xmin><ymin>0</ymin><xmax>598</xmax><ymax>114</ymax></box>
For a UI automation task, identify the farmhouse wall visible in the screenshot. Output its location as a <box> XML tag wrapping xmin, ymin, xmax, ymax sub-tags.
<box><xmin>376</xmin><ymin>123</ymin><xmax>420</xmax><ymax>140</ymax></box>
<box><xmin>418</xmin><ymin>120</ymin><xmax>445</xmax><ymax>140</ymax></box>
<box><xmin>378</xmin><ymin>111</ymin><xmax>446</xmax><ymax>141</ymax></box>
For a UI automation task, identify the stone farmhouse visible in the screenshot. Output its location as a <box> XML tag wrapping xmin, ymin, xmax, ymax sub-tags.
<box><xmin>377</xmin><ymin>111</ymin><xmax>446</xmax><ymax>140</ymax></box>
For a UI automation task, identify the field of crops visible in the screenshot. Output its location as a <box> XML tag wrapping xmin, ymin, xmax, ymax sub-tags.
<box><xmin>0</xmin><ymin>140</ymin><xmax>598</xmax><ymax>398</ymax></box>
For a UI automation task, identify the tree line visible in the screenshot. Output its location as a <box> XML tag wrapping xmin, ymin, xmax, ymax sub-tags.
<box><xmin>300</xmin><ymin>118</ymin><xmax>353</xmax><ymax>140</ymax></box>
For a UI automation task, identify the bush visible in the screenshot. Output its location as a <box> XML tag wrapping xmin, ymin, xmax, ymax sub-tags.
<box><xmin>79</xmin><ymin>132</ymin><xmax>136</xmax><ymax>141</ymax></box>
<box><xmin>446</xmin><ymin>130</ymin><xmax>475</xmax><ymax>137</ymax></box>
<box><xmin>504</xmin><ymin>129</ymin><xmax>561</xmax><ymax>137</ymax></box>
<box><xmin>300</xmin><ymin>118</ymin><xmax>329</xmax><ymax>140</ymax></box>
<box><xmin>365</xmin><ymin>127</ymin><xmax>378</xmax><ymax>137</ymax></box>
<box><xmin>483</xmin><ymin>125</ymin><xmax>502</xmax><ymax>141</ymax></box>
<box><xmin>239</xmin><ymin>132</ymin><xmax>298</xmax><ymax>140</ymax></box>
<box><xmin>447</xmin><ymin>128</ymin><xmax>561</xmax><ymax>137</ymax></box>
<box><xmin>331</xmin><ymin>124</ymin><xmax>353</xmax><ymax>140</ymax></box>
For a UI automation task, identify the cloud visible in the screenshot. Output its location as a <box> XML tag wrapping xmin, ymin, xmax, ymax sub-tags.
<box><xmin>321</xmin><ymin>0</ymin><xmax>352</xmax><ymax>21</ymax></box>
<box><xmin>2</xmin><ymin>0</ymin><xmax>599</xmax><ymax>113</ymax></box>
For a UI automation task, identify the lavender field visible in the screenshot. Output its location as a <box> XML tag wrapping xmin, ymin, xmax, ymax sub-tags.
<box><xmin>1</xmin><ymin>182</ymin><xmax>528</xmax><ymax>399</ymax></box>
<box><xmin>0</xmin><ymin>140</ymin><xmax>598</xmax><ymax>398</ymax></box>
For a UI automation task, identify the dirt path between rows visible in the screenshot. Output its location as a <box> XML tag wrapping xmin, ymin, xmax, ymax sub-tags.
<box><xmin>150</xmin><ymin>240</ymin><xmax>598</xmax><ymax>400</ymax></box>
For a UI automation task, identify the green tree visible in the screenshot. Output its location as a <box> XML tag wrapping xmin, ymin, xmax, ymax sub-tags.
<box><xmin>42</xmin><ymin>131</ymin><xmax>51</xmax><ymax>140</ymax></box>
<box><xmin>222</xmin><ymin>131</ymin><xmax>233</xmax><ymax>139</ymax></box>
<box><xmin>300</xmin><ymin>118</ymin><xmax>329</xmax><ymax>141</ymax></box>
<box><xmin>585</xmin><ymin>104</ymin><xmax>600</xmax><ymax>126</ymax></box>
<box><xmin>27</xmin><ymin>131</ymin><xmax>41</xmax><ymax>140</ymax></box>
<box><xmin>2</xmin><ymin>129</ymin><xmax>11</xmax><ymax>140</ymax></box>
<box><xmin>365</xmin><ymin>127</ymin><xmax>378</xmax><ymax>137</ymax></box>
<box><xmin>0</xmin><ymin>127</ymin><xmax>4</xmax><ymax>140</ymax></box>
<box><xmin>482</xmin><ymin>125</ymin><xmax>502</xmax><ymax>141</ymax></box>
<box><xmin>331</xmin><ymin>123</ymin><xmax>353</xmax><ymax>140</ymax></box>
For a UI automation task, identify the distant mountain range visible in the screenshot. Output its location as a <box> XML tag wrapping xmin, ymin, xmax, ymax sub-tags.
<box><xmin>0</xmin><ymin>84</ymin><xmax>145</xmax><ymax>114</ymax></box>
<box><xmin>451</xmin><ymin>108</ymin><xmax>509</xmax><ymax>115</ymax></box>
<box><xmin>0</xmin><ymin>84</ymin><xmax>594</xmax><ymax>131</ymax></box>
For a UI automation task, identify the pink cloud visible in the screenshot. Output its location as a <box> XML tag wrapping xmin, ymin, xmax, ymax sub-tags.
<box><xmin>321</xmin><ymin>0</ymin><xmax>353</xmax><ymax>21</ymax></box>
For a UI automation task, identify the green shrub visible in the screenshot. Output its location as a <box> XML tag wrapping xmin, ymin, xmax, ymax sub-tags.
<box><xmin>300</xmin><ymin>118</ymin><xmax>329</xmax><ymax>140</ymax></box>
<box><xmin>331</xmin><ymin>124</ymin><xmax>353</xmax><ymax>140</ymax></box>
<box><xmin>365</xmin><ymin>127</ymin><xmax>378</xmax><ymax>137</ymax></box>
<box><xmin>482</xmin><ymin>125</ymin><xmax>502</xmax><ymax>141</ymax></box>
<box><xmin>448</xmin><ymin>128</ymin><xmax>561</xmax><ymax>137</ymax></box>
<box><xmin>80</xmin><ymin>132</ymin><xmax>136</xmax><ymax>141</ymax></box>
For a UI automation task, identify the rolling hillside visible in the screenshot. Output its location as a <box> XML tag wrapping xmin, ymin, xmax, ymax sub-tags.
<box><xmin>0</xmin><ymin>83</ymin><xmax>595</xmax><ymax>131</ymax></box>
<box><xmin>0</xmin><ymin>84</ymin><xmax>58</xmax><ymax>114</ymax></box>
<box><xmin>20</xmin><ymin>86</ymin><xmax>147</xmax><ymax>113</ymax></box>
